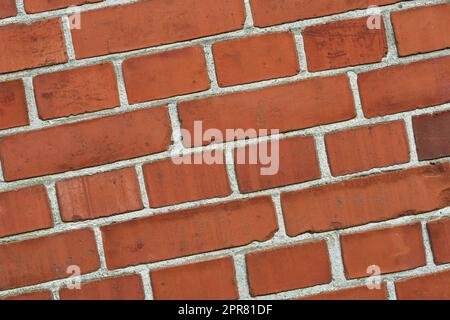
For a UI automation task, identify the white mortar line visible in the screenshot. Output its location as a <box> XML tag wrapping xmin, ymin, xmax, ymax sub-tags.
<box><xmin>225</xmin><ymin>146</ymin><xmax>240</xmax><ymax>194</ymax></box>
<box><xmin>93</xmin><ymin>227</ymin><xmax>108</xmax><ymax>270</ymax></box>
<box><xmin>203</xmin><ymin>44</ymin><xmax>219</xmax><ymax>90</ymax></box>
<box><xmin>135</xmin><ymin>164</ymin><xmax>150</xmax><ymax>209</ymax></box>
<box><xmin>347</xmin><ymin>71</ymin><xmax>366</xmax><ymax>119</ymax></box>
<box><xmin>23</xmin><ymin>77</ymin><xmax>42</xmax><ymax>126</ymax></box>
<box><xmin>293</xmin><ymin>30</ymin><xmax>309</xmax><ymax>75</ymax></box>
<box><xmin>243</xmin><ymin>0</ymin><xmax>255</xmax><ymax>29</ymax></box>
<box><xmin>45</xmin><ymin>183</ymin><xmax>63</xmax><ymax>225</ymax></box>
<box><xmin>386</xmin><ymin>280</ymin><xmax>397</xmax><ymax>300</ymax></box>
<box><xmin>271</xmin><ymin>194</ymin><xmax>288</xmax><ymax>240</ymax></box>
<box><xmin>421</xmin><ymin>221</ymin><xmax>436</xmax><ymax>267</ymax></box>
<box><xmin>314</xmin><ymin>135</ymin><xmax>332</xmax><ymax>178</ymax></box>
<box><xmin>327</xmin><ymin>234</ymin><xmax>347</xmax><ymax>284</ymax></box>
<box><xmin>51</xmin><ymin>288</ymin><xmax>60</xmax><ymax>300</ymax></box>
<box><xmin>113</xmin><ymin>60</ymin><xmax>129</xmax><ymax>108</ymax></box>
<box><xmin>233</xmin><ymin>255</ymin><xmax>251</xmax><ymax>299</ymax></box>
<box><xmin>14</xmin><ymin>0</ymin><xmax>25</xmax><ymax>15</ymax></box>
<box><xmin>404</xmin><ymin>116</ymin><xmax>420</xmax><ymax>163</ymax></box>
<box><xmin>139</xmin><ymin>270</ymin><xmax>154</xmax><ymax>300</ymax></box>
<box><xmin>382</xmin><ymin>11</ymin><xmax>399</xmax><ymax>62</ymax></box>
<box><xmin>61</xmin><ymin>16</ymin><xmax>76</xmax><ymax>61</ymax></box>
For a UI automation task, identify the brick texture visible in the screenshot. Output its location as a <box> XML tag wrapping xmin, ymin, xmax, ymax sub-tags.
<box><xmin>24</xmin><ymin>1</ymin><xmax>103</xmax><ymax>13</ymax></box>
<box><xmin>0</xmin><ymin>0</ymin><xmax>17</xmax><ymax>19</ymax></box>
<box><xmin>341</xmin><ymin>223</ymin><xmax>426</xmax><ymax>279</ymax></box>
<box><xmin>427</xmin><ymin>217</ymin><xmax>450</xmax><ymax>265</ymax></box>
<box><xmin>0</xmin><ymin>80</ymin><xmax>29</xmax><ymax>130</ymax></box>
<box><xmin>33</xmin><ymin>63</ymin><xmax>119</xmax><ymax>119</ymax></box>
<box><xmin>151</xmin><ymin>257</ymin><xmax>238</xmax><ymax>300</ymax></box>
<box><xmin>392</xmin><ymin>4</ymin><xmax>450</xmax><ymax>57</ymax></box>
<box><xmin>395</xmin><ymin>270</ymin><xmax>450</xmax><ymax>300</ymax></box>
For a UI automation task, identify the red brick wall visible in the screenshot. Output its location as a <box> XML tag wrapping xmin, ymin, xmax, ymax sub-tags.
<box><xmin>0</xmin><ymin>0</ymin><xmax>449</xmax><ymax>300</ymax></box>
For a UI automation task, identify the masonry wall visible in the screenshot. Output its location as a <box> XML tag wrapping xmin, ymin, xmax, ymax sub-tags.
<box><xmin>0</xmin><ymin>0</ymin><xmax>449</xmax><ymax>300</ymax></box>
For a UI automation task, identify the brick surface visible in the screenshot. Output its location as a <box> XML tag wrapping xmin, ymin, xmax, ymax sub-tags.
<box><xmin>213</xmin><ymin>32</ymin><xmax>300</xmax><ymax>87</ymax></box>
<box><xmin>413</xmin><ymin>110</ymin><xmax>450</xmax><ymax>161</ymax></box>
<box><xmin>395</xmin><ymin>270</ymin><xmax>450</xmax><ymax>300</ymax></box>
<box><xmin>33</xmin><ymin>63</ymin><xmax>119</xmax><ymax>119</ymax></box>
<box><xmin>392</xmin><ymin>4</ymin><xmax>450</xmax><ymax>56</ymax></box>
<box><xmin>250</xmin><ymin>0</ymin><xmax>403</xmax><ymax>27</ymax></box>
<box><xmin>0</xmin><ymin>0</ymin><xmax>17</xmax><ymax>19</ymax></box>
<box><xmin>0</xmin><ymin>229</ymin><xmax>100</xmax><ymax>290</ymax></box>
<box><xmin>123</xmin><ymin>46</ymin><xmax>210</xmax><ymax>104</ymax></box>
<box><xmin>234</xmin><ymin>136</ymin><xmax>321</xmax><ymax>193</ymax></box>
<box><xmin>101</xmin><ymin>197</ymin><xmax>278</xmax><ymax>269</ymax></box>
<box><xmin>56</xmin><ymin>168</ymin><xmax>143</xmax><ymax>221</ymax></box>
<box><xmin>59</xmin><ymin>275</ymin><xmax>145</xmax><ymax>300</ymax></box>
<box><xmin>303</xmin><ymin>17</ymin><xmax>387</xmax><ymax>72</ymax></box>
<box><xmin>151</xmin><ymin>257</ymin><xmax>238</xmax><ymax>300</ymax></box>
<box><xmin>71</xmin><ymin>0</ymin><xmax>246</xmax><ymax>58</ymax></box>
<box><xmin>0</xmin><ymin>19</ymin><xmax>67</xmax><ymax>74</ymax></box>
<box><xmin>0</xmin><ymin>185</ymin><xmax>53</xmax><ymax>238</ymax></box>
<box><xmin>341</xmin><ymin>223</ymin><xmax>426</xmax><ymax>279</ymax></box>
<box><xmin>300</xmin><ymin>284</ymin><xmax>388</xmax><ymax>300</ymax></box>
<box><xmin>24</xmin><ymin>0</ymin><xmax>102</xmax><ymax>13</ymax></box>
<box><xmin>0</xmin><ymin>80</ymin><xmax>29</xmax><ymax>130</ymax></box>
<box><xmin>427</xmin><ymin>217</ymin><xmax>450</xmax><ymax>265</ymax></box>
<box><xmin>246</xmin><ymin>241</ymin><xmax>331</xmax><ymax>296</ymax></box>
<box><xmin>143</xmin><ymin>151</ymin><xmax>231</xmax><ymax>208</ymax></box>
<box><xmin>179</xmin><ymin>75</ymin><xmax>356</xmax><ymax>146</ymax></box>
<box><xmin>325</xmin><ymin>121</ymin><xmax>410</xmax><ymax>176</ymax></box>
<box><xmin>359</xmin><ymin>56</ymin><xmax>450</xmax><ymax>117</ymax></box>
<box><xmin>0</xmin><ymin>107</ymin><xmax>171</xmax><ymax>181</ymax></box>
<box><xmin>282</xmin><ymin>163</ymin><xmax>450</xmax><ymax>236</ymax></box>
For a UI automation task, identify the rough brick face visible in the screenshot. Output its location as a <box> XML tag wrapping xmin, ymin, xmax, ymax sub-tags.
<box><xmin>33</xmin><ymin>63</ymin><xmax>120</xmax><ymax>119</ymax></box>
<box><xmin>303</xmin><ymin>17</ymin><xmax>387</xmax><ymax>72</ymax></box>
<box><xmin>143</xmin><ymin>151</ymin><xmax>231</xmax><ymax>208</ymax></box>
<box><xmin>234</xmin><ymin>136</ymin><xmax>321</xmax><ymax>193</ymax></box>
<box><xmin>151</xmin><ymin>258</ymin><xmax>238</xmax><ymax>300</ymax></box>
<box><xmin>0</xmin><ymin>19</ymin><xmax>67</xmax><ymax>74</ymax></box>
<box><xmin>341</xmin><ymin>223</ymin><xmax>426</xmax><ymax>279</ymax></box>
<box><xmin>59</xmin><ymin>275</ymin><xmax>145</xmax><ymax>300</ymax></box>
<box><xmin>123</xmin><ymin>46</ymin><xmax>210</xmax><ymax>104</ymax></box>
<box><xmin>246</xmin><ymin>241</ymin><xmax>331</xmax><ymax>296</ymax></box>
<box><xmin>0</xmin><ymin>107</ymin><xmax>171</xmax><ymax>181</ymax></box>
<box><xmin>413</xmin><ymin>110</ymin><xmax>450</xmax><ymax>161</ymax></box>
<box><xmin>101</xmin><ymin>197</ymin><xmax>278</xmax><ymax>269</ymax></box>
<box><xmin>213</xmin><ymin>32</ymin><xmax>300</xmax><ymax>87</ymax></box>
<box><xmin>300</xmin><ymin>284</ymin><xmax>388</xmax><ymax>300</ymax></box>
<box><xmin>56</xmin><ymin>168</ymin><xmax>143</xmax><ymax>221</ymax></box>
<box><xmin>325</xmin><ymin>121</ymin><xmax>410</xmax><ymax>176</ymax></box>
<box><xmin>282</xmin><ymin>163</ymin><xmax>450</xmax><ymax>236</ymax></box>
<box><xmin>0</xmin><ymin>0</ymin><xmax>17</xmax><ymax>19</ymax></box>
<box><xmin>0</xmin><ymin>229</ymin><xmax>100</xmax><ymax>290</ymax></box>
<box><xmin>392</xmin><ymin>4</ymin><xmax>450</xmax><ymax>57</ymax></box>
<box><xmin>71</xmin><ymin>0</ymin><xmax>246</xmax><ymax>59</ymax></box>
<box><xmin>427</xmin><ymin>217</ymin><xmax>450</xmax><ymax>265</ymax></box>
<box><xmin>250</xmin><ymin>0</ymin><xmax>402</xmax><ymax>27</ymax></box>
<box><xmin>24</xmin><ymin>0</ymin><xmax>103</xmax><ymax>13</ymax></box>
<box><xmin>358</xmin><ymin>56</ymin><xmax>450</xmax><ymax>117</ymax></box>
<box><xmin>179</xmin><ymin>75</ymin><xmax>356</xmax><ymax>146</ymax></box>
<box><xmin>396</xmin><ymin>270</ymin><xmax>450</xmax><ymax>300</ymax></box>
<box><xmin>0</xmin><ymin>185</ymin><xmax>53</xmax><ymax>237</ymax></box>
<box><xmin>0</xmin><ymin>80</ymin><xmax>29</xmax><ymax>130</ymax></box>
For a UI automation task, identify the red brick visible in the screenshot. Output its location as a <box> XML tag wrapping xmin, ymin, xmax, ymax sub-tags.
<box><xmin>303</xmin><ymin>17</ymin><xmax>387</xmax><ymax>72</ymax></box>
<box><xmin>392</xmin><ymin>4</ymin><xmax>450</xmax><ymax>57</ymax></box>
<box><xmin>395</xmin><ymin>270</ymin><xmax>450</xmax><ymax>300</ymax></box>
<box><xmin>151</xmin><ymin>258</ymin><xmax>238</xmax><ymax>300</ymax></box>
<box><xmin>24</xmin><ymin>0</ymin><xmax>102</xmax><ymax>13</ymax></box>
<box><xmin>212</xmin><ymin>32</ymin><xmax>299</xmax><ymax>87</ymax></box>
<box><xmin>250</xmin><ymin>0</ymin><xmax>403</xmax><ymax>27</ymax></box>
<box><xmin>143</xmin><ymin>151</ymin><xmax>231</xmax><ymax>208</ymax></box>
<box><xmin>234</xmin><ymin>136</ymin><xmax>321</xmax><ymax>193</ymax></box>
<box><xmin>101</xmin><ymin>197</ymin><xmax>278</xmax><ymax>269</ymax></box>
<box><xmin>0</xmin><ymin>0</ymin><xmax>17</xmax><ymax>18</ymax></box>
<box><xmin>413</xmin><ymin>110</ymin><xmax>450</xmax><ymax>161</ymax></box>
<box><xmin>246</xmin><ymin>241</ymin><xmax>331</xmax><ymax>296</ymax></box>
<box><xmin>59</xmin><ymin>275</ymin><xmax>145</xmax><ymax>300</ymax></box>
<box><xmin>123</xmin><ymin>46</ymin><xmax>210</xmax><ymax>104</ymax></box>
<box><xmin>33</xmin><ymin>63</ymin><xmax>119</xmax><ymax>120</ymax></box>
<box><xmin>0</xmin><ymin>19</ymin><xmax>67</xmax><ymax>74</ymax></box>
<box><xmin>0</xmin><ymin>185</ymin><xmax>53</xmax><ymax>238</ymax></box>
<box><xmin>71</xmin><ymin>0</ymin><xmax>245</xmax><ymax>59</ymax></box>
<box><xmin>341</xmin><ymin>223</ymin><xmax>426</xmax><ymax>279</ymax></box>
<box><xmin>325</xmin><ymin>121</ymin><xmax>410</xmax><ymax>176</ymax></box>
<box><xmin>4</xmin><ymin>291</ymin><xmax>53</xmax><ymax>300</ymax></box>
<box><xmin>427</xmin><ymin>217</ymin><xmax>450</xmax><ymax>265</ymax></box>
<box><xmin>0</xmin><ymin>107</ymin><xmax>171</xmax><ymax>181</ymax></box>
<box><xmin>300</xmin><ymin>284</ymin><xmax>388</xmax><ymax>300</ymax></box>
<box><xmin>0</xmin><ymin>80</ymin><xmax>29</xmax><ymax>130</ymax></box>
<box><xmin>56</xmin><ymin>168</ymin><xmax>143</xmax><ymax>222</ymax></box>
<box><xmin>358</xmin><ymin>56</ymin><xmax>450</xmax><ymax>118</ymax></box>
<box><xmin>282</xmin><ymin>163</ymin><xmax>450</xmax><ymax>236</ymax></box>
<box><xmin>0</xmin><ymin>229</ymin><xmax>100</xmax><ymax>290</ymax></box>
<box><xmin>179</xmin><ymin>75</ymin><xmax>356</xmax><ymax>147</ymax></box>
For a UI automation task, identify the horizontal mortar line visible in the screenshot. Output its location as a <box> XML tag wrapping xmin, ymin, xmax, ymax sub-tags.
<box><xmin>0</xmin><ymin>101</ymin><xmax>449</xmax><ymax>191</ymax></box>
<box><xmin>0</xmin><ymin>1</ymin><xmax>448</xmax><ymax>81</ymax></box>
<box><xmin>0</xmin><ymin>207</ymin><xmax>448</xmax><ymax>298</ymax></box>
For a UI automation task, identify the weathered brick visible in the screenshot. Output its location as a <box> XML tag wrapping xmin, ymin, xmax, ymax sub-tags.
<box><xmin>0</xmin><ymin>80</ymin><xmax>29</xmax><ymax>130</ymax></box>
<box><xmin>427</xmin><ymin>217</ymin><xmax>450</xmax><ymax>265</ymax></box>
